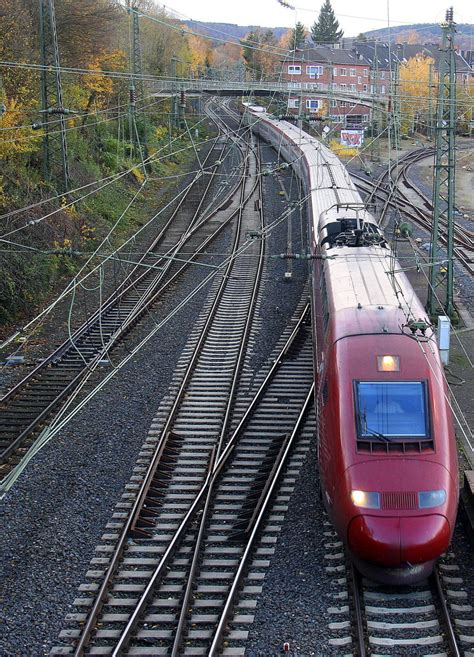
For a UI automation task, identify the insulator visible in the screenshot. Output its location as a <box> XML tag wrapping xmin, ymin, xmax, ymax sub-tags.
<box><xmin>47</xmin><ymin>107</ymin><xmax>72</xmax><ymax>115</ymax></box>
<box><xmin>129</xmin><ymin>88</ymin><xmax>137</xmax><ymax>105</ymax></box>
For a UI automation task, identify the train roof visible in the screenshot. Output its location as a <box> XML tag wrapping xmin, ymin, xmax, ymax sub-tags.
<box><xmin>325</xmin><ymin>245</ymin><xmax>430</xmax><ymax>339</ymax></box>
<box><xmin>262</xmin><ymin>116</ymin><xmax>368</xmax><ymax>212</ymax></box>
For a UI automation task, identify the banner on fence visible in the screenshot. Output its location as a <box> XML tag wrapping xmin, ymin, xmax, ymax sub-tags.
<box><xmin>340</xmin><ymin>129</ymin><xmax>364</xmax><ymax>147</ymax></box>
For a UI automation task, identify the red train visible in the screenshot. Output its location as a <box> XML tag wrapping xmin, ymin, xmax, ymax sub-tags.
<box><xmin>245</xmin><ymin>105</ymin><xmax>459</xmax><ymax>583</ymax></box>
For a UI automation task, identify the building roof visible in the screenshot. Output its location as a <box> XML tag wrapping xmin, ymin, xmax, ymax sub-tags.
<box><xmin>352</xmin><ymin>41</ymin><xmax>471</xmax><ymax>72</ymax></box>
<box><xmin>284</xmin><ymin>42</ymin><xmax>471</xmax><ymax>73</ymax></box>
<box><xmin>284</xmin><ymin>46</ymin><xmax>371</xmax><ymax>66</ymax></box>
<box><xmin>351</xmin><ymin>43</ymin><xmax>401</xmax><ymax>70</ymax></box>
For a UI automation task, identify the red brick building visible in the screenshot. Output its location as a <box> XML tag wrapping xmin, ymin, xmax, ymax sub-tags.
<box><xmin>281</xmin><ymin>47</ymin><xmax>372</xmax><ymax>125</ymax></box>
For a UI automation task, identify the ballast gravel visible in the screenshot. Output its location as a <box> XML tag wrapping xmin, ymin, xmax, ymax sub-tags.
<box><xmin>0</xmin><ymin>141</ymin><xmax>309</xmax><ymax>655</ymax></box>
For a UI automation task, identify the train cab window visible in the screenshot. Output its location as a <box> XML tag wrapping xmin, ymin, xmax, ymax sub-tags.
<box><xmin>355</xmin><ymin>381</ymin><xmax>428</xmax><ymax>439</ymax></box>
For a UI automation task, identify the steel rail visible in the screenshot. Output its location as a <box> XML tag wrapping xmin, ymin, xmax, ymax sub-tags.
<box><xmin>170</xmin><ymin>136</ymin><xmax>266</xmax><ymax>657</ymax></box>
<box><xmin>0</xmin><ymin>135</ymin><xmax>223</xmax><ymax>405</ymax></box>
<box><xmin>0</xmin><ymin>175</ymin><xmax>254</xmax><ymax>467</ymax></box>
<box><xmin>0</xmin><ymin>125</ymin><xmax>251</xmax><ymax>467</ymax></box>
<box><xmin>111</xmin><ymin>305</ymin><xmax>311</xmax><ymax>656</ymax></box>
<box><xmin>72</xmin><ymin>131</ymin><xmax>260</xmax><ymax>655</ymax></box>
<box><xmin>348</xmin><ymin>563</ymin><xmax>367</xmax><ymax>657</ymax></box>
<box><xmin>208</xmin><ymin>383</ymin><xmax>314</xmax><ymax>656</ymax></box>
<box><xmin>109</xmin><ymin>120</ymin><xmax>264</xmax><ymax>655</ymax></box>
<box><xmin>430</xmin><ymin>568</ymin><xmax>462</xmax><ymax>657</ymax></box>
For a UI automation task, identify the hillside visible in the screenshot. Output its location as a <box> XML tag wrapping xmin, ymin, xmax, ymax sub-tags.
<box><xmin>183</xmin><ymin>19</ymin><xmax>473</xmax><ymax>50</ymax></box>
<box><xmin>361</xmin><ymin>23</ymin><xmax>473</xmax><ymax>48</ymax></box>
<box><xmin>183</xmin><ymin>20</ymin><xmax>289</xmax><ymax>42</ymax></box>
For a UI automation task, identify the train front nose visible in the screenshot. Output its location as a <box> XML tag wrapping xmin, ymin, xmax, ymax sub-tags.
<box><xmin>348</xmin><ymin>514</ymin><xmax>451</xmax><ymax>567</ymax></box>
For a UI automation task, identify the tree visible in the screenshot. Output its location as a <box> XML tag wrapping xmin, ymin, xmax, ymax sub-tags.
<box><xmin>310</xmin><ymin>0</ymin><xmax>343</xmax><ymax>45</ymax></box>
<box><xmin>355</xmin><ymin>33</ymin><xmax>367</xmax><ymax>42</ymax></box>
<box><xmin>289</xmin><ymin>22</ymin><xmax>307</xmax><ymax>50</ymax></box>
<box><xmin>396</xmin><ymin>30</ymin><xmax>419</xmax><ymax>45</ymax></box>
<box><xmin>241</xmin><ymin>29</ymin><xmax>278</xmax><ymax>81</ymax></box>
<box><xmin>399</xmin><ymin>54</ymin><xmax>434</xmax><ymax>134</ymax></box>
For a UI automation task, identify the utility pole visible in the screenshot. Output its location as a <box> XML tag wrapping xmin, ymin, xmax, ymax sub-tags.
<box><xmin>127</xmin><ymin>1</ymin><xmax>147</xmax><ymax>160</ymax></box>
<box><xmin>38</xmin><ymin>0</ymin><xmax>70</xmax><ymax>191</ymax></box>
<box><xmin>427</xmin><ymin>7</ymin><xmax>457</xmax><ymax>317</ymax></box>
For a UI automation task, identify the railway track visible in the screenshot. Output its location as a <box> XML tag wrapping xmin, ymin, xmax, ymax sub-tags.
<box><xmin>52</xmin><ymin>312</ymin><xmax>314</xmax><ymax>656</ymax></box>
<box><xmin>324</xmin><ymin>532</ymin><xmax>474</xmax><ymax>656</ymax></box>
<box><xmin>352</xmin><ymin>149</ymin><xmax>474</xmax><ymax>258</ymax></box>
<box><xmin>51</xmin><ymin>141</ymin><xmax>314</xmax><ymax>653</ymax></box>
<box><xmin>0</xmin><ymin>104</ymin><xmax>252</xmax><ymax>479</ymax></box>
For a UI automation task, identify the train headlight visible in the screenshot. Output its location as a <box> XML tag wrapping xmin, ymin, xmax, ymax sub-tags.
<box><xmin>351</xmin><ymin>490</ymin><xmax>381</xmax><ymax>509</ymax></box>
<box><xmin>377</xmin><ymin>355</ymin><xmax>400</xmax><ymax>371</ymax></box>
<box><xmin>418</xmin><ymin>489</ymin><xmax>447</xmax><ymax>508</ymax></box>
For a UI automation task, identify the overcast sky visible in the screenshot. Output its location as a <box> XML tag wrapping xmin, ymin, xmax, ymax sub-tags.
<box><xmin>161</xmin><ymin>0</ymin><xmax>473</xmax><ymax>35</ymax></box>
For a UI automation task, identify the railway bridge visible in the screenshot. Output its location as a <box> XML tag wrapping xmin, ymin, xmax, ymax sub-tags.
<box><xmin>151</xmin><ymin>77</ymin><xmax>388</xmax><ymax>110</ymax></box>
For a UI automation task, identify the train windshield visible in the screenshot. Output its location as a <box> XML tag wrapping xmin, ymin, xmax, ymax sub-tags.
<box><xmin>355</xmin><ymin>381</ymin><xmax>428</xmax><ymax>438</ymax></box>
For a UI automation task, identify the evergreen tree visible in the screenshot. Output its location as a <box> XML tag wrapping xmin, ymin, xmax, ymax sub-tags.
<box><xmin>310</xmin><ymin>0</ymin><xmax>343</xmax><ymax>44</ymax></box>
<box><xmin>289</xmin><ymin>22</ymin><xmax>307</xmax><ymax>50</ymax></box>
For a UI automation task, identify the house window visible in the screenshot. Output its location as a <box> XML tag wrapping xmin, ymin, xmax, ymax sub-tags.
<box><xmin>340</xmin><ymin>101</ymin><xmax>346</xmax><ymax>107</ymax></box>
<box><xmin>358</xmin><ymin>76</ymin><xmax>362</xmax><ymax>84</ymax></box>
<box><xmin>350</xmin><ymin>68</ymin><xmax>356</xmax><ymax>76</ymax></box>
<box><xmin>340</xmin><ymin>67</ymin><xmax>347</xmax><ymax>76</ymax></box>
<box><xmin>363</xmin><ymin>84</ymin><xmax>368</xmax><ymax>92</ymax></box>
<box><xmin>340</xmin><ymin>83</ymin><xmax>347</xmax><ymax>90</ymax></box>
<box><xmin>349</xmin><ymin>102</ymin><xmax>356</xmax><ymax>107</ymax></box>
<box><xmin>363</xmin><ymin>114</ymin><xmax>369</xmax><ymax>122</ymax></box>
<box><xmin>380</xmin><ymin>70</ymin><xmax>385</xmax><ymax>79</ymax></box>
<box><xmin>333</xmin><ymin>67</ymin><xmax>337</xmax><ymax>76</ymax></box>
<box><xmin>350</xmin><ymin>84</ymin><xmax>356</xmax><ymax>91</ymax></box>
<box><xmin>306</xmin><ymin>99</ymin><xmax>320</xmax><ymax>111</ymax></box>
<box><xmin>363</xmin><ymin>68</ymin><xmax>368</xmax><ymax>77</ymax></box>
<box><xmin>381</xmin><ymin>85</ymin><xmax>386</xmax><ymax>94</ymax></box>
<box><xmin>331</xmin><ymin>99</ymin><xmax>337</xmax><ymax>107</ymax></box>
<box><xmin>306</xmin><ymin>65</ymin><xmax>323</xmax><ymax>77</ymax></box>
<box><xmin>288</xmin><ymin>65</ymin><xmax>301</xmax><ymax>75</ymax></box>
<box><xmin>288</xmin><ymin>98</ymin><xmax>300</xmax><ymax>109</ymax></box>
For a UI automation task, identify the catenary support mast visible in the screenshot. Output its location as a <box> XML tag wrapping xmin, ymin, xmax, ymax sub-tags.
<box><xmin>39</xmin><ymin>0</ymin><xmax>70</xmax><ymax>191</ymax></box>
<box><xmin>427</xmin><ymin>7</ymin><xmax>456</xmax><ymax>317</ymax></box>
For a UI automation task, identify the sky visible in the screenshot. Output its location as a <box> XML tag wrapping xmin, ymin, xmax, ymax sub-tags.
<box><xmin>161</xmin><ymin>0</ymin><xmax>473</xmax><ymax>35</ymax></box>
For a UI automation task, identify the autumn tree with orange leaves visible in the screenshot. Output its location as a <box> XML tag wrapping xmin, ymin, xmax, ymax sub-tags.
<box><xmin>399</xmin><ymin>54</ymin><xmax>435</xmax><ymax>134</ymax></box>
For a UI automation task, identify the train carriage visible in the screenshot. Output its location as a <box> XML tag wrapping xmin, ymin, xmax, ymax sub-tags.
<box><xmin>244</xmin><ymin>104</ymin><xmax>459</xmax><ymax>583</ymax></box>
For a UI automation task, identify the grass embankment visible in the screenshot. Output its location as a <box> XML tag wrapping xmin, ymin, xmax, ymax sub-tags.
<box><xmin>0</xmin><ymin>106</ymin><xmax>209</xmax><ymax>328</ymax></box>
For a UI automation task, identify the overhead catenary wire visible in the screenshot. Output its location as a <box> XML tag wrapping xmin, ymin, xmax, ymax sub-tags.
<box><xmin>0</xmin><ymin>115</ymin><xmax>212</xmax><ymax>240</ymax></box>
<box><xmin>0</xmin><ymin>115</ymin><xmax>247</xmax><ymax>352</ymax></box>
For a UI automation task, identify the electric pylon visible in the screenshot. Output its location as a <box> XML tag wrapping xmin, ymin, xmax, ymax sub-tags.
<box><xmin>39</xmin><ymin>0</ymin><xmax>70</xmax><ymax>191</ymax></box>
<box><xmin>427</xmin><ymin>7</ymin><xmax>456</xmax><ymax>317</ymax></box>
